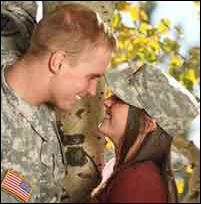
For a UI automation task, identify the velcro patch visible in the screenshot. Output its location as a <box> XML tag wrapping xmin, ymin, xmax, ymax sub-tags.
<box><xmin>1</xmin><ymin>170</ymin><xmax>32</xmax><ymax>202</ymax></box>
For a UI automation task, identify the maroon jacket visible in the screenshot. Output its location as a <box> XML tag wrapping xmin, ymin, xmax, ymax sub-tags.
<box><xmin>91</xmin><ymin>161</ymin><xmax>167</xmax><ymax>203</ymax></box>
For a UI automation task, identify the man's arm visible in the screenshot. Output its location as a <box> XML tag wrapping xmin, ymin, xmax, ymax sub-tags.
<box><xmin>1</xmin><ymin>190</ymin><xmax>23</xmax><ymax>203</ymax></box>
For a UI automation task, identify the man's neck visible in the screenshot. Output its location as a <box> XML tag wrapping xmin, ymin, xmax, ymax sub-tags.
<box><xmin>5</xmin><ymin>57</ymin><xmax>49</xmax><ymax>106</ymax></box>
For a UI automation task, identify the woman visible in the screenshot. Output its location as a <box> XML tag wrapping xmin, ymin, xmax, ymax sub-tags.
<box><xmin>91</xmin><ymin>64</ymin><xmax>199</xmax><ymax>203</ymax></box>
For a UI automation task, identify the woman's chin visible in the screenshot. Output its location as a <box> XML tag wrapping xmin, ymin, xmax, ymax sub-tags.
<box><xmin>98</xmin><ymin>121</ymin><xmax>109</xmax><ymax>136</ymax></box>
<box><xmin>97</xmin><ymin>126</ymin><xmax>106</xmax><ymax>136</ymax></box>
<box><xmin>98</xmin><ymin>126</ymin><xmax>108</xmax><ymax>136</ymax></box>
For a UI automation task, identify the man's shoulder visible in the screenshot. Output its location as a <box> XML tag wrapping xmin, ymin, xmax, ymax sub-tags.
<box><xmin>1</xmin><ymin>86</ymin><xmax>22</xmax><ymax>129</ymax></box>
<box><xmin>1</xmin><ymin>83</ymin><xmax>7</xmax><ymax>103</ymax></box>
<box><xmin>1</xmin><ymin>82</ymin><xmax>14</xmax><ymax>114</ymax></box>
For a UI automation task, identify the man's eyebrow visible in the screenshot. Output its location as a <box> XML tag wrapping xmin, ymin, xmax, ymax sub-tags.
<box><xmin>88</xmin><ymin>73</ymin><xmax>103</xmax><ymax>78</ymax></box>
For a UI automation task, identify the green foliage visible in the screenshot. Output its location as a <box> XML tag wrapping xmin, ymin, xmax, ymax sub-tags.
<box><xmin>111</xmin><ymin>1</ymin><xmax>200</xmax><ymax>96</ymax></box>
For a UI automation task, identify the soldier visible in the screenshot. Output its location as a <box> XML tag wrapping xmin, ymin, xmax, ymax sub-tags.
<box><xmin>91</xmin><ymin>64</ymin><xmax>199</xmax><ymax>203</ymax></box>
<box><xmin>1</xmin><ymin>4</ymin><xmax>116</xmax><ymax>203</ymax></box>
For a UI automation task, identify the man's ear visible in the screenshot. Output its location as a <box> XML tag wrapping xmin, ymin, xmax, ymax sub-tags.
<box><xmin>48</xmin><ymin>50</ymin><xmax>67</xmax><ymax>74</ymax></box>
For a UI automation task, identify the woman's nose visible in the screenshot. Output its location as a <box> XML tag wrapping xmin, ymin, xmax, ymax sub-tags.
<box><xmin>103</xmin><ymin>96</ymin><xmax>116</xmax><ymax>108</ymax></box>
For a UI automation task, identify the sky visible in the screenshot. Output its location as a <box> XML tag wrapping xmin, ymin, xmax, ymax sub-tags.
<box><xmin>151</xmin><ymin>1</ymin><xmax>200</xmax><ymax>55</ymax></box>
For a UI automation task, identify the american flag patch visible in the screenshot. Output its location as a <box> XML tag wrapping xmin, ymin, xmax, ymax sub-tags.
<box><xmin>1</xmin><ymin>170</ymin><xmax>32</xmax><ymax>202</ymax></box>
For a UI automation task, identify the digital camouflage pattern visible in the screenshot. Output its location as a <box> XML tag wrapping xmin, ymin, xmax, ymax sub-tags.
<box><xmin>105</xmin><ymin>63</ymin><xmax>200</xmax><ymax>136</ymax></box>
<box><xmin>1</xmin><ymin>66</ymin><xmax>66</xmax><ymax>203</ymax></box>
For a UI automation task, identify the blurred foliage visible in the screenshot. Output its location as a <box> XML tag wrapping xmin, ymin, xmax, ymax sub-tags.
<box><xmin>177</xmin><ymin>178</ymin><xmax>185</xmax><ymax>194</ymax></box>
<box><xmin>109</xmin><ymin>1</ymin><xmax>200</xmax><ymax>99</ymax></box>
<box><xmin>186</xmin><ymin>164</ymin><xmax>193</xmax><ymax>173</ymax></box>
<box><xmin>194</xmin><ymin>1</ymin><xmax>200</xmax><ymax>6</ymax></box>
<box><xmin>173</xmin><ymin>155</ymin><xmax>194</xmax><ymax>197</ymax></box>
<box><xmin>105</xmin><ymin>137</ymin><xmax>114</xmax><ymax>149</ymax></box>
<box><xmin>105</xmin><ymin>86</ymin><xmax>113</xmax><ymax>98</ymax></box>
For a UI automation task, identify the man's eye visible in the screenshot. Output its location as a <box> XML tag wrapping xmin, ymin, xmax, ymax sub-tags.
<box><xmin>88</xmin><ymin>77</ymin><xmax>94</xmax><ymax>82</ymax></box>
<box><xmin>90</xmin><ymin>76</ymin><xmax>98</xmax><ymax>81</ymax></box>
<box><xmin>88</xmin><ymin>75</ymin><xmax>102</xmax><ymax>82</ymax></box>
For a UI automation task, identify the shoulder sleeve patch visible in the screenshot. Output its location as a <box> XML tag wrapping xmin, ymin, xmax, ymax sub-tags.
<box><xmin>1</xmin><ymin>170</ymin><xmax>32</xmax><ymax>202</ymax></box>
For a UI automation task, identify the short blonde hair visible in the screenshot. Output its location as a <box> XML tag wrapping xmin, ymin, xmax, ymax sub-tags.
<box><xmin>30</xmin><ymin>3</ymin><xmax>116</xmax><ymax>63</ymax></box>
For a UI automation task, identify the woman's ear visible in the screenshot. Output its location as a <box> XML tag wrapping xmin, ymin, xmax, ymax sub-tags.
<box><xmin>140</xmin><ymin>112</ymin><xmax>157</xmax><ymax>136</ymax></box>
<box><xmin>48</xmin><ymin>50</ymin><xmax>67</xmax><ymax>74</ymax></box>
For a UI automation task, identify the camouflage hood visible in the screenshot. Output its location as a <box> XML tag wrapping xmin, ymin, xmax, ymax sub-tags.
<box><xmin>105</xmin><ymin>63</ymin><xmax>199</xmax><ymax>137</ymax></box>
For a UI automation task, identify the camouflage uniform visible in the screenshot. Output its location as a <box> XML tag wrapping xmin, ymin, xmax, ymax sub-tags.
<box><xmin>1</xmin><ymin>66</ymin><xmax>66</xmax><ymax>203</ymax></box>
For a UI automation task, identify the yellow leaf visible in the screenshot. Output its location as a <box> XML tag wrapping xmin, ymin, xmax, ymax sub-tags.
<box><xmin>105</xmin><ymin>137</ymin><xmax>114</xmax><ymax>149</ymax></box>
<box><xmin>105</xmin><ymin>87</ymin><xmax>113</xmax><ymax>98</ymax></box>
<box><xmin>117</xmin><ymin>38</ymin><xmax>130</xmax><ymax>49</ymax></box>
<box><xmin>128</xmin><ymin>44</ymin><xmax>134</xmax><ymax>52</ymax></box>
<box><xmin>127</xmin><ymin>27</ymin><xmax>138</xmax><ymax>35</ymax></box>
<box><xmin>112</xmin><ymin>12</ymin><xmax>121</xmax><ymax>30</ymax></box>
<box><xmin>128</xmin><ymin>48</ymin><xmax>138</xmax><ymax>58</ymax></box>
<box><xmin>158</xmin><ymin>25</ymin><xmax>169</xmax><ymax>34</ymax></box>
<box><xmin>130</xmin><ymin>6</ymin><xmax>140</xmax><ymax>21</ymax></box>
<box><xmin>124</xmin><ymin>39</ymin><xmax>131</xmax><ymax>47</ymax></box>
<box><xmin>122</xmin><ymin>4</ymin><xmax>133</xmax><ymax>12</ymax></box>
<box><xmin>116</xmin><ymin>1</ymin><xmax>132</xmax><ymax>12</ymax></box>
<box><xmin>152</xmin><ymin>34</ymin><xmax>161</xmax><ymax>42</ymax></box>
<box><xmin>120</xmin><ymin>26</ymin><xmax>137</xmax><ymax>37</ymax></box>
<box><xmin>112</xmin><ymin>52</ymin><xmax>128</xmax><ymax>65</ymax></box>
<box><xmin>187</xmin><ymin>69</ymin><xmax>197</xmax><ymax>83</ymax></box>
<box><xmin>162</xmin><ymin>18</ymin><xmax>171</xmax><ymax>27</ymax></box>
<box><xmin>186</xmin><ymin>164</ymin><xmax>193</xmax><ymax>173</ymax></box>
<box><xmin>176</xmin><ymin>178</ymin><xmax>185</xmax><ymax>194</ymax></box>
<box><xmin>133</xmin><ymin>34</ymin><xmax>147</xmax><ymax>44</ymax></box>
<box><xmin>117</xmin><ymin>39</ymin><xmax>124</xmax><ymax>49</ymax></box>
<box><xmin>140</xmin><ymin>1</ymin><xmax>147</xmax><ymax>4</ymax></box>
<box><xmin>171</xmin><ymin>54</ymin><xmax>183</xmax><ymax>66</ymax></box>
<box><xmin>140</xmin><ymin>10</ymin><xmax>148</xmax><ymax>21</ymax></box>
<box><xmin>174</xmin><ymin>25</ymin><xmax>184</xmax><ymax>37</ymax></box>
<box><xmin>157</xmin><ymin>18</ymin><xmax>171</xmax><ymax>34</ymax></box>
<box><xmin>147</xmin><ymin>39</ymin><xmax>160</xmax><ymax>53</ymax></box>
<box><xmin>139</xmin><ymin>22</ymin><xmax>149</xmax><ymax>32</ymax></box>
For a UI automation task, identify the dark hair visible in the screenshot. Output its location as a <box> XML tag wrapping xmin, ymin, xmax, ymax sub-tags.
<box><xmin>118</xmin><ymin>106</ymin><xmax>178</xmax><ymax>203</ymax></box>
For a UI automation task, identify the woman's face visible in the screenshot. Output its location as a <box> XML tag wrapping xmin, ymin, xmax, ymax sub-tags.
<box><xmin>98</xmin><ymin>96</ymin><xmax>129</xmax><ymax>146</ymax></box>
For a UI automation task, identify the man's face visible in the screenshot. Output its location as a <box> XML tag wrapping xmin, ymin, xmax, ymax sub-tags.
<box><xmin>48</xmin><ymin>45</ymin><xmax>112</xmax><ymax>112</ymax></box>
